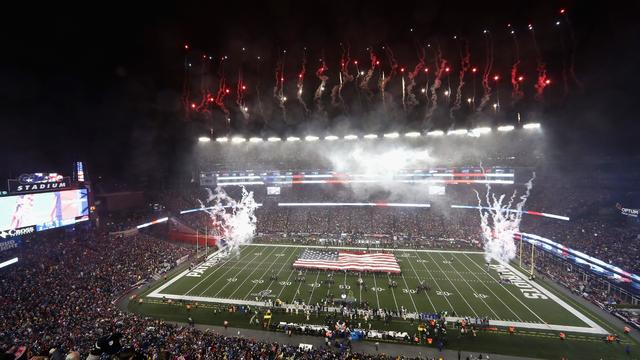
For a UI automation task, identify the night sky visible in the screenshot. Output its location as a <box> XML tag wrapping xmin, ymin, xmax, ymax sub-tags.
<box><xmin>1</xmin><ymin>1</ymin><xmax>638</xmax><ymax>189</ymax></box>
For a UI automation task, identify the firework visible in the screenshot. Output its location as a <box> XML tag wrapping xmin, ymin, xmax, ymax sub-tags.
<box><xmin>478</xmin><ymin>30</ymin><xmax>494</xmax><ymax>111</ymax></box>
<box><xmin>425</xmin><ymin>44</ymin><xmax>447</xmax><ymax>122</ymax></box>
<box><xmin>450</xmin><ymin>38</ymin><xmax>470</xmax><ymax>119</ymax></box>
<box><xmin>314</xmin><ymin>55</ymin><xmax>329</xmax><ymax>115</ymax></box>
<box><xmin>296</xmin><ymin>49</ymin><xmax>310</xmax><ymax>114</ymax></box>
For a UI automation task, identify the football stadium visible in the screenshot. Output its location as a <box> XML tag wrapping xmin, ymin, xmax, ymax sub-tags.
<box><xmin>2</xmin><ymin>2</ymin><xmax>640</xmax><ymax>360</ymax></box>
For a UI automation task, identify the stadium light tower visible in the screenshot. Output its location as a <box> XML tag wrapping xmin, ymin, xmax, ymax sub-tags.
<box><xmin>497</xmin><ymin>125</ymin><xmax>515</xmax><ymax>132</ymax></box>
<box><xmin>447</xmin><ymin>129</ymin><xmax>468</xmax><ymax>135</ymax></box>
<box><xmin>198</xmin><ymin>136</ymin><xmax>211</xmax><ymax>143</ymax></box>
<box><xmin>523</xmin><ymin>122</ymin><xmax>541</xmax><ymax>129</ymax></box>
<box><xmin>383</xmin><ymin>132</ymin><xmax>399</xmax><ymax>139</ymax></box>
<box><xmin>471</xmin><ymin>127</ymin><xmax>492</xmax><ymax>135</ymax></box>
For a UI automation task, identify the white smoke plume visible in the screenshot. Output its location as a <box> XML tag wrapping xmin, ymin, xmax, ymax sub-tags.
<box><xmin>475</xmin><ymin>173</ymin><xmax>535</xmax><ymax>263</ymax></box>
<box><xmin>200</xmin><ymin>186</ymin><xmax>259</xmax><ymax>255</ymax></box>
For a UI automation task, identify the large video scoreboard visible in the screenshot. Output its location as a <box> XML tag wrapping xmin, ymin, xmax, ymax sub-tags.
<box><xmin>0</xmin><ymin>164</ymin><xmax>90</xmax><ymax>269</ymax></box>
<box><xmin>0</xmin><ymin>188</ymin><xmax>89</xmax><ymax>235</ymax></box>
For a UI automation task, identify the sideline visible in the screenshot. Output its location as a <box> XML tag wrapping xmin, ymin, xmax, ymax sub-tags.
<box><xmin>168</xmin><ymin>321</ymin><xmax>543</xmax><ymax>360</ymax></box>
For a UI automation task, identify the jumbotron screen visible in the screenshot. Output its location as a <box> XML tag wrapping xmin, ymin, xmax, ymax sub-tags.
<box><xmin>0</xmin><ymin>188</ymin><xmax>89</xmax><ymax>234</ymax></box>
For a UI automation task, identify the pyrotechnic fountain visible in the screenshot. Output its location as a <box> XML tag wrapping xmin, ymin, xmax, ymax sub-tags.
<box><xmin>200</xmin><ymin>186</ymin><xmax>259</xmax><ymax>255</ymax></box>
<box><xmin>475</xmin><ymin>173</ymin><xmax>535</xmax><ymax>263</ymax></box>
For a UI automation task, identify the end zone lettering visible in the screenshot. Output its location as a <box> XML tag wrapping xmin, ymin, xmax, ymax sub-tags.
<box><xmin>186</xmin><ymin>257</ymin><xmax>220</xmax><ymax>277</ymax></box>
<box><xmin>490</xmin><ymin>264</ymin><xmax>549</xmax><ymax>300</ymax></box>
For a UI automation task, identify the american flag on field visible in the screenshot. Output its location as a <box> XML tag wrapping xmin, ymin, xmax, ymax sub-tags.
<box><xmin>293</xmin><ymin>249</ymin><xmax>401</xmax><ymax>274</ymax></box>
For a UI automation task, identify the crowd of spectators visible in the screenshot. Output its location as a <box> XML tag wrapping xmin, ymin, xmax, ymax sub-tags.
<box><xmin>519</xmin><ymin>248</ymin><xmax>640</xmax><ymax>329</ymax></box>
<box><xmin>3</xmin><ymin>172</ymin><xmax>639</xmax><ymax>359</ymax></box>
<box><xmin>0</xmin><ymin>227</ymin><xmax>443</xmax><ymax>360</ymax></box>
<box><xmin>0</xmin><ymin>228</ymin><xmax>190</xmax><ymax>358</ymax></box>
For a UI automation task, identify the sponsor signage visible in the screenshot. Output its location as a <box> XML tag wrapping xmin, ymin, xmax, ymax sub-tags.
<box><xmin>0</xmin><ymin>238</ymin><xmax>20</xmax><ymax>252</ymax></box>
<box><xmin>620</xmin><ymin>208</ymin><xmax>639</xmax><ymax>218</ymax></box>
<box><xmin>8</xmin><ymin>173</ymin><xmax>71</xmax><ymax>194</ymax></box>
<box><xmin>616</xmin><ymin>203</ymin><xmax>639</xmax><ymax>218</ymax></box>
<box><xmin>0</xmin><ymin>226</ymin><xmax>34</xmax><ymax>239</ymax></box>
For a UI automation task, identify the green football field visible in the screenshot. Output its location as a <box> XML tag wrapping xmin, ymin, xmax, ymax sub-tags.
<box><xmin>144</xmin><ymin>243</ymin><xmax>606</xmax><ymax>335</ymax></box>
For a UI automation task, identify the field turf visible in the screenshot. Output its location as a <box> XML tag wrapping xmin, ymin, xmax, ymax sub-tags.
<box><xmin>129</xmin><ymin>243</ymin><xmax>639</xmax><ymax>359</ymax></box>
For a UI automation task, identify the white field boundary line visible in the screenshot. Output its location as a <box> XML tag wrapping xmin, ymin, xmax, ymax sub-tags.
<box><xmin>148</xmin><ymin>248</ymin><xmax>225</xmax><ymax>298</ymax></box>
<box><xmin>144</xmin><ymin>292</ymin><xmax>608</xmax><ymax>334</ymax></box>
<box><xmin>497</xmin><ymin>259</ymin><xmax>607</xmax><ymax>335</ymax></box>
<box><xmin>147</xmin><ymin>245</ymin><xmax>606</xmax><ymax>335</ymax></box>
<box><xmin>463</xmin><ymin>253</ymin><xmax>549</xmax><ymax>326</ymax></box>
<box><xmin>262</xmin><ymin>248</ymin><xmax>299</xmax><ymax>296</ymax></box>
<box><xmin>425</xmin><ymin>252</ymin><xmax>479</xmax><ymax>318</ymax></box>
<box><xmin>411</xmin><ymin>251</ymin><xmax>448</xmax><ymax>313</ymax></box>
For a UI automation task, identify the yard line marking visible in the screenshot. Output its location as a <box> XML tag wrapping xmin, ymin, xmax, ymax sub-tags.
<box><xmin>264</xmin><ymin>248</ymin><xmax>299</xmax><ymax>292</ymax></box>
<box><xmin>184</xmin><ymin>246</ymin><xmax>259</xmax><ymax>295</ymax></box>
<box><xmin>436</xmin><ymin>253</ymin><xmax>499</xmax><ymax>319</ymax></box>
<box><xmin>325</xmin><ymin>274</ymin><xmax>332</xmax><ymax>297</ymax></box>
<box><xmin>200</xmin><ymin>247</ymin><xmax>271</xmax><ymax>297</ymax></box>
<box><xmin>463</xmin><ymin>253</ymin><xmax>548</xmax><ymax>325</ymax></box>
<box><xmin>414</xmin><ymin>250</ymin><xmax>452</xmax><ymax>313</ymax></box>
<box><xmin>328</xmin><ymin>270</ymin><xmax>346</xmax><ymax>297</ymax></box>
<box><xmin>242</xmin><ymin>246</ymin><xmax>289</xmax><ymax>300</ymax></box>
<box><xmin>224</xmin><ymin>246</ymin><xmax>280</xmax><ymax>298</ymax></box>
<box><xmin>426</xmin><ymin>252</ymin><xmax>479</xmax><ymax>317</ymax></box>
<box><xmin>307</xmin><ymin>271</ymin><xmax>321</xmax><ymax>304</ymax></box>
<box><xmin>399</xmin><ymin>271</ymin><xmax>419</xmax><ymax>314</ymax></box>
<box><xmin>453</xmin><ymin>253</ymin><xmax>523</xmax><ymax>321</ymax></box>
<box><xmin>372</xmin><ymin>273</ymin><xmax>381</xmax><ymax>309</ymax></box>
<box><xmin>290</xmin><ymin>269</ymin><xmax>307</xmax><ymax>303</ymax></box>
<box><xmin>387</xmin><ymin>273</ymin><xmax>400</xmax><ymax>315</ymax></box>
<box><xmin>276</xmin><ymin>263</ymin><xmax>300</xmax><ymax>300</ymax></box>
<box><xmin>404</xmin><ymin>250</ymin><xmax>437</xmax><ymax>313</ymax></box>
<box><xmin>148</xmin><ymin>244</ymin><xmax>606</xmax><ymax>335</ymax></box>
